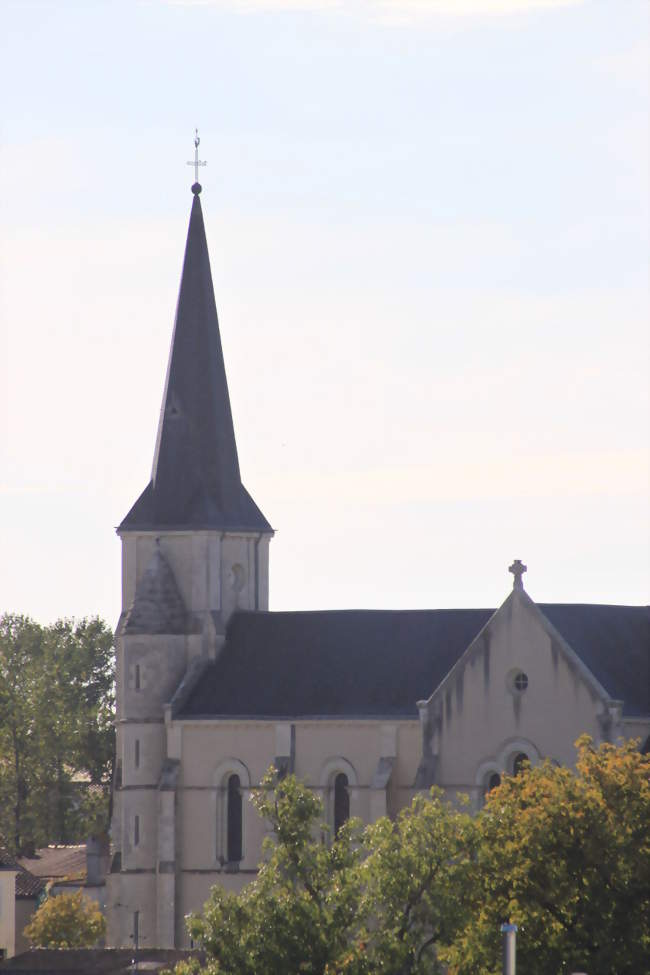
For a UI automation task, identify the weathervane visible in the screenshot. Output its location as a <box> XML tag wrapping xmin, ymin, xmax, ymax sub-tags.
<box><xmin>187</xmin><ymin>128</ymin><xmax>207</xmax><ymax>193</ymax></box>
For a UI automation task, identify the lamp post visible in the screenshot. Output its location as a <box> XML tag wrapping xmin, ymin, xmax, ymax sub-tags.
<box><xmin>501</xmin><ymin>923</ymin><xmax>517</xmax><ymax>975</ymax></box>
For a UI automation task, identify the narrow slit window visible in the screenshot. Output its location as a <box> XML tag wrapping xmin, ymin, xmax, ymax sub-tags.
<box><xmin>226</xmin><ymin>774</ymin><xmax>243</xmax><ymax>862</ymax></box>
<box><xmin>134</xmin><ymin>739</ymin><xmax>140</xmax><ymax>769</ymax></box>
<box><xmin>513</xmin><ymin>752</ymin><xmax>528</xmax><ymax>776</ymax></box>
<box><xmin>134</xmin><ymin>814</ymin><xmax>140</xmax><ymax>847</ymax></box>
<box><xmin>134</xmin><ymin>664</ymin><xmax>141</xmax><ymax>691</ymax></box>
<box><xmin>334</xmin><ymin>773</ymin><xmax>350</xmax><ymax>836</ymax></box>
<box><xmin>485</xmin><ymin>772</ymin><xmax>501</xmax><ymax>794</ymax></box>
<box><xmin>133</xmin><ymin>910</ymin><xmax>139</xmax><ymax>949</ymax></box>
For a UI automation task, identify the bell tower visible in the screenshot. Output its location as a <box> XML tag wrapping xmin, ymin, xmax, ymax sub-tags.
<box><xmin>107</xmin><ymin>166</ymin><xmax>272</xmax><ymax>948</ymax></box>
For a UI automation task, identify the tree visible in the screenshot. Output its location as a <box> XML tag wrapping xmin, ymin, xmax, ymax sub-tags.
<box><xmin>347</xmin><ymin>792</ymin><xmax>474</xmax><ymax>974</ymax></box>
<box><xmin>0</xmin><ymin>613</ymin><xmax>115</xmax><ymax>853</ymax></box>
<box><xmin>23</xmin><ymin>889</ymin><xmax>106</xmax><ymax>947</ymax></box>
<box><xmin>0</xmin><ymin>614</ymin><xmax>43</xmax><ymax>853</ymax></box>
<box><xmin>35</xmin><ymin>617</ymin><xmax>115</xmax><ymax>844</ymax></box>
<box><xmin>179</xmin><ymin>771</ymin><xmax>473</xmax><ymax>975</ymax></box>
<box><xmin>185</xmin><ymin>769</ymin><xmax>364</xmax><ymax>975</ymax></box>
<box><xmin>441</xmin><ymin>736</ymin><xmax>650</xmax><ymax>975</ymax></box>
<box><xmin>171</xmin><ymin>738</ymin><xmax>649</xmax><ymax>975</ymax></box>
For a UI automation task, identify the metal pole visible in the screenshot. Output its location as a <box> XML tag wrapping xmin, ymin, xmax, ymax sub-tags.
<box><xmin>501</xmin><ymin>923</ymin><xmax>517</xmax><ymax>975</ymax></box>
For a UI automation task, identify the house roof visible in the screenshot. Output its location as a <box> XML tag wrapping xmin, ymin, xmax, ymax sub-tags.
<box><xmin>119</xmin><ymin>188</ymin><xmax>271</xmax><ymax>534</ymax></box>
<box><xmin>0</xmin><ymin>848</ymin><xmax>45</xmax><ymax>898</ymax></box>
<box><xmin>17</xmin><ymin>846</ymin><xmax>86</xmax><ymax>883</ymax></box>
<box><xmin>15</xmin><ymin>869</ymin><xmax>45</xmax><ymax>898</ymax></box>
<box><xmin>178</xmin><ymin>604</ymin><xmax>649</xmax><ymax>720</ymax></box>
<box><xmin>0</xmin><ymin>950</ymin><xmax>204</xmax><ymax>975</ymax></box>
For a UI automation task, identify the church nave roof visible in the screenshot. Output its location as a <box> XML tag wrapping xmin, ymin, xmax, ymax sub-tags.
<box><xmin>178</xmin><ymin>603</ymin><xmax>649</xmax><ymax>720</ymax></box>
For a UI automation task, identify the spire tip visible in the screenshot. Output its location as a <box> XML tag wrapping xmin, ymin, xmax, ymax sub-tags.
<box><xmin>187</xmin><ymin>129</ymin><xmax>207</xmax><ymax>191</ymax></box>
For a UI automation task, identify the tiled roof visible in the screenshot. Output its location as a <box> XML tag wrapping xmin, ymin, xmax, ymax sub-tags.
<box><xmin>17</xmin><ymin>846</ymin><xmax>86</xmax><ymax>882</ymax></box>
<box><xmin>0</xmin><ymin>848</ymin><xmax>45</xmax><ymax>898</ymax></box>
<box><xmin>15</xmin><ymin>869</ymin><xmax>45</xmax><ymax>898</ymax></box>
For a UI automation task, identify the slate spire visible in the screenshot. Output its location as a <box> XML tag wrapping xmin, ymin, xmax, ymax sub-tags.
<box><xmin>119</xmin><ymin>187</ymin><xmax>271</xmax><ymax>533</ymax></box>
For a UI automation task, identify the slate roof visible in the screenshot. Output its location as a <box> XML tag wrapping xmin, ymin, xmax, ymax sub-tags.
<box><xmin>179</xmin><ymin>604</ymin><xmax>649</xmax><ymax>720</ymax></box>
<box><xmin>180</xmin><ymin>608</ymin><xmax>494</xmax><ymax>718</ymax></box>
<box><xmin>540</xmin><ymin>603</ymin><xmax>650</xmax><ymax>717</ymax></box>
<box><xmin>121</xmin><ymin>545</ymin><xmax>188</xmax><ymax>635</ymax></box>
<box><xmin>119</xmin><ymin>189</ymin><xmax>271</xmax><ymax>534</ymax></box>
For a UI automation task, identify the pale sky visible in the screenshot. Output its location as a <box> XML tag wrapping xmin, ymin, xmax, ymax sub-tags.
<box><xmin>1</xmin><ymin>0</ymin><xmax>648</xmax><ymax>626</ymax></box>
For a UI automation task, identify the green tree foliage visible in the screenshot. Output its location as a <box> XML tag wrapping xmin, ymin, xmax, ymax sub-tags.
<box><xmin>442</xmin><ymin>736</ymin><xmax>650</xmax><ymax>975</ymax></box>
<box><xmin>169</xmin><ymin>738</ymin><xmax>648</xmax><ymax>975</ymax></box>
<box><xmin>348</xmin><ymin>793</ymin><xmax>474</xmax><ymax>974</ymax></box>
<box><xmin>0</xmin><ymin>613</ymin><xmax>114</xmax><ymax>854</ymax></box>
<box><xmin>23</xmin><ymin>889</ymin><xmax>106</xmax><ymax>947</ymax></box>
<box><xmin>186</xmin><ymin>770</ymin><xmax>365</xmax><ymax>975</ymax></box>
<box><xmin>180</xmin><ymin>771</ymin><xmax>473</xmax><ymax>975</ymax></box>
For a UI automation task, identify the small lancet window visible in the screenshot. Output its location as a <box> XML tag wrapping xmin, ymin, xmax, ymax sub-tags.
<box><xmin>512</xmin><ymin>752</ymin><xmax>529</xmax><ymax>776</ymax></box>
<box><xmin>486</xmin><ymin>771</ymin><xmax>501</xmax><ymax>793</ymax></box>
<box><xmin>333</xmin><ymin>772</ymin><xmax>350</xmax><ymax>836</ymax></box>
<box><xmin>134</xmin><ymin>664</ymin><xmax>141</xmax><ymax>692</ymax></box>
<box><xmin>134</xmin><ymin>739</ymin><xmax>140</xmax><ymax>769</ymax></box>
<box><xmin>134</xmin><ymin>814</ymin><xmax>140</xmax><ymax>847</ymax></box>
<box><xmin>226</xmin><ymin>774</ymin><xmax>243</xmax><ymax>862</ymax></box>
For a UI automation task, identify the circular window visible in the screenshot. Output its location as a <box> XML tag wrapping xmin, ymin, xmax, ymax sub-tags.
<box><xmin>507</xmin><ymin>669</ymin><xmax>529</xmax><ymax>694</ymax></box>
<box><xmin>514</xmin><ymin>672</ymin><xmax>528</xmax><ymax>692</ymax></box>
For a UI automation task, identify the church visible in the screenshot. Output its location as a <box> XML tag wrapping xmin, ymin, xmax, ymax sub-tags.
<box><xmin>106</xmin><ymin>180</ymin><xmax>650</xmax><ymax>949</ymax></box>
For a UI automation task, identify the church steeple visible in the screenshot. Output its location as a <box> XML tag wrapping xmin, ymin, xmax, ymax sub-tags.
<box><xmin>119</xmin><ymin>185</ymin><xmax>271</xmax><ymax>533</ymax></box>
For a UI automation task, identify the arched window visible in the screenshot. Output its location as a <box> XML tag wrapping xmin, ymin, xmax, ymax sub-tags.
<box><xmin>226</xmin><ymin>774</ymin><xmax>242</xmax><ymax>862</ymax></box>
<box><xmin>512</xmin><ymin>752</ymin><xmax>528</xmax><ymax>776</ymax></box>
<box><xmin>213</xmin><ymin>759</ymin><xmax>250</xmax><ymax>867</ymax></box>
<box><xmin>486</xmin><ymin>771</ymin><xmax>501</xmax><ymax>793</ymax></box>
<box><xmin>320</xmin><ymin>758</ymin><xmax>357</xmax><ymax>839</ymax></box>
<box><xmin>333</xmin><ymin>773</ymin><xmax>349</xmax><ymax>836</ymax></box>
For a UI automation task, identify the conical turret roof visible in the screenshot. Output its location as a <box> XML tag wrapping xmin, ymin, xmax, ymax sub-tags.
<box><xmin>119</xmin><ymin>188</ymin><xmax>272</xmax><ymax>533</ymax></box>
<box><xmin>122</xmin><ymin>545</ymin><xmax>188</xmax><ymax>634</ymax></box>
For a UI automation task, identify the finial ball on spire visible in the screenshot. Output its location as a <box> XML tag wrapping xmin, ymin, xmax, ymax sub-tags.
<box><xmin>192</xmin><ymin>182</ymin><xmax>202</xmax><ymax>195</ymax></box>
